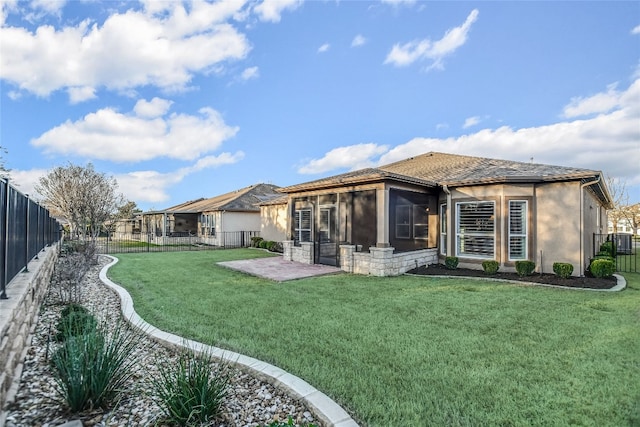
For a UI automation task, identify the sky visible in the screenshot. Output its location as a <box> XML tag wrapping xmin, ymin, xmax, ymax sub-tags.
<box><xmin>1</xmin><ymin>0</ymin><xmax>639</xmax><ymax>212</ymax></box>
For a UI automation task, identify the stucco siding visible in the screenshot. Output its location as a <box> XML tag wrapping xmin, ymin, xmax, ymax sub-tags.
<box><xmin>535</xmin><ymin>181</ymin><xmax>581</xmax><ymax>275</ymax></box>
<box><xmin>260</xmin><ymin>204</ymin><xmax>288</xmax><ymax>242</ymax></box>
<box><xmin>222</xmin><ymin>211</ymin><xmax>261</xmax><ymax>232</ymax></box>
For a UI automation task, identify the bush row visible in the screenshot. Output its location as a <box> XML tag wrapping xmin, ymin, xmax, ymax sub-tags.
<box><xmin>442</xmin><ymin>257</ymin><xmax>615</xmax><ymax>279</ymax></box>
<box><xmin>250</xmin><ymin>237</ymin><xmax>283</xmax><ymax>253</ymax></box>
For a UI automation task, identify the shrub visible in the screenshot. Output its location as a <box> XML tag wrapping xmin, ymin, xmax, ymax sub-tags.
<box><xmin>590</xmin><ymin>259</ymin><xmax>616</xmax><ymax>278</ymax></box>
<box><xmin>481</xmin><ymin>260</ymin><xmax>499</xmax><ymax>275</ymax></box>
<box><xmin>251</xmin><ymin>236</ymin><xmax>264</xmax><ymax>248</ymax></box>
<box><xmin>599</xmin><ymin>241</ymin><xmax>616</xmax><ymax>257</ymax></box>
<box><xmin>51</xmin><ymin>318</ymin><xmax>140</xmax><ymax>412</ymax></box>
<box><xmin>444</xmin><ymin>256</ymin><xmax>459</xmax><ymax>270</ymax></box>
<box><xmin>553</xmin><ymin>262</ymin><xmax>574</xmax><ymax>279</ymax></box>
<box><xmin>55</xmin><ymin>304</ymin><xmax>97</xmax><ymax>342</ymax></box>
<box><xmin>150</xmin><ymin>347</ymin><xmax>231</xmax><ymax>426</ymax></box>
<box><xmin>259</xmin><ymin>240</ymin><xmax>269</xmax><ymax>249</ymax></box>
<box><xmin>515</xmin><ymin>260</ymin><xmax>536</xmax><ymax>277</ymax></box>
<box><xmin>267</xmin><ymin>241</ymin><xmax>282</xmax><ymax>252</ymax></box>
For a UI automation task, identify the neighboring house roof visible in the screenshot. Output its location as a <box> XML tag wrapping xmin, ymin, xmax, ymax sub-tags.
<box><xmin>144</xmin><ymin>183</ymin><xmax>282</xmax><ymax>214</ymax></box>
<box><xmin>259</xmin><ymin>194</ymin><xmax>289</xmax><ymax>206</ymax></box>
<box><xmin>280</xmin><ymin>152</ymin><xmax>613</xmax><ymax>207</ymax></box>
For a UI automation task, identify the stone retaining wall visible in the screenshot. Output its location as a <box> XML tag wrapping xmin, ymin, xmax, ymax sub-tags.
<box><xmin>0</xmin><ymin>244</ymin><xmax>59</xmax><ymax>417</ymax></box>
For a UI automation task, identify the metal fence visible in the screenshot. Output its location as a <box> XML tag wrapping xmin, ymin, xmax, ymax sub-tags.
<box><xmin>593</xmin><ymin>233</ymin><xmax>638</xmax><ymax>273</ymax></box>
<box><xmin>98</xmin><ymin>230</ymin><xmax>260</xmax><ymax>254</ymax></box>
<box><xmin>1</xmin><ymin>178</ymin><xmax>62</xmax><ymax>298</ymax></box>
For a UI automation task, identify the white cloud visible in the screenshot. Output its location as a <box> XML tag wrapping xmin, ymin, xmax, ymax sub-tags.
<box><xmin>298</xmin><ymin>143</ymin><xmax>389</xmax><ymax>174</ymax></box>
<box><xmin>318</xmin><ymin>43</ymin><xmax>330</xmax><ymax>53</ymax></box>
<box><xmin>380</xmin><ymin>0</ymin><xmax>416</xmax><ymax>5</ymax></box>
<box><xmin>0</xmin><ymin>4</ymin><xmax>251</xmax><ymax>100</ymax></box>
<box><xmin>297</xmin><ymin>79</ymin><xmax>640</xmax><ymax>192</ymax></box>
<box><xmin>240</xmin><ymin>66</ymin><xmax>259</xmax><ymax>80</ymax></box>
<box><xmin>351</xmin><ymin>34</ymin><xmax>366</xmax><ymax>47</ymax></box>
<box><xmin>5</xmin><ymin>168</ymin><xmax>47</xmax><ymax>199</ymax></box>
<box><xmin>134</xmin><ymin>97</ymin><xmax>173</xmax><ymax>118</ymax></box>
<box><xmin>67</xmin><ymin>86</ymin><xmax>97</xmax><ymax>104</ymax></box>
<box><xmin>463</xmin><ymin>116</ymin><xmax>481</xmax><ymax>129</ymax></box>
<box><xmin>253</xmin><ymin>0</ymin><xmax>302</xmax><ymax>23</ymax></box>
<box><xmin>30</xmin><ymin>0</ymin><xmax>66</xmax><ymax>16</ymax></box>
<box><xmin>31</xmin><ymin>104</ymin><xmax>239</xmax><ymax>162</ymax></box>
<box><xmin>562</xmin><ymin>83</ymin><xmax>621</xmax><ymax>118</ymax></box>
<box><xmin>632</xmin><ymin>24</ymin><xmax>640</xmax><ymax>35</ymax></box>
<box><xmin>384</xmin><ymin>9</ymin><xmax>479</xmax><ymax>69</ymax></box>
<box><xmin>115</xmin><ymin>151</ymin><xmax>245</xmax><ymax>203</ymax></box>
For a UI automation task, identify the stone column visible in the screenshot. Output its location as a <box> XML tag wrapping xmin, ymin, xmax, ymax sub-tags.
<box><xmin>375</xmin><ymin>188</ymin><xmax>390</xmax><ymax>248</ymax></box>
<box><xmin>339</xmin><ymin>245</ymin><xmax>355</xmax><ymax>273</ymax></box>
<box><xmin>282</xmin><ymin>240</ymin><xmax>294</xmax><ymax>261</ymax></box>
<box><xmin>368</xmin><ymin>246</ymin><xmax>395</xmax><ymax>276</ymax></box>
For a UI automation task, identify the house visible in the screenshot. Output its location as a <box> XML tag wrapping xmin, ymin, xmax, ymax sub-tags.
<box><xmin>277</xmin><ymin>152</ymin><xmax>612</xmax><ymax>277</ymax></box>
<box><xmin>140</xmin><ymin>183</ymin><xmax>282</xmax><ymax>246</ymax></box>
<box><xmin>259</xmin><ymin>194</ymin><xmax>289</xmax><ymax>242</ymax></box>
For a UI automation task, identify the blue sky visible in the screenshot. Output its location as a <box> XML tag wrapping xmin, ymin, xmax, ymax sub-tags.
<box><xmin>1</xmin><ymin>0</ymin><xmax>639</xmax><ymax>211</ymax></box>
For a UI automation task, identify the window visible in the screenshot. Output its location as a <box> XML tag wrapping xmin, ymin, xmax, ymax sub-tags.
<box><xmin>413</xmin><ymin>205</ymin><xmax>429</xmax><ymax>239</ymax></box>
<box><xmin>200</xmin><ymin>214</ymin><xmax>216</xmax><ymax>236</ymax></box>
<box><xmin>294</xmin><ymin>209</ymin><xmax>312</xmax><ymax>244</ymax></box>
<box><xmin>440</xmin><ymin>204</ymin><xmax>447</xmax><ymax>255</ymax></box>
<box><xmin>319</xmin><ymin>208</ymin><xmax>331</xmax><ymax>243</ymax></box>
<box><xmin>456</xmin><ymin>201</ymin><xmax>495</xmax><ymax>259</ymax></box>
<box><xmin>395</xmin><ymin>205</ymin><xmax>411</xmax><ymax>239</ymax></box>
<box><xmin>395</xmin><ymin>204</ymin><xmax>429</xmax><ymax>239</ymax></box>
<box><xmin>509</xmin><ymin>201</ymin><xmax>527</xmax><ymax>260</ymax></box>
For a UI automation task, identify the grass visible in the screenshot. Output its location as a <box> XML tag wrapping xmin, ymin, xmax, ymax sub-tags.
<box><xmin>107</xmin><ymin>249</ymin><xmax>640</xmax><ymax>426</ymax></box>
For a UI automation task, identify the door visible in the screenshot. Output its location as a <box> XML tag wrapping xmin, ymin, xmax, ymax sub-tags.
<box><xmin>317</xmin><ymin>205</ymin><xmax>338</xmax><ymax>266</ymax></box>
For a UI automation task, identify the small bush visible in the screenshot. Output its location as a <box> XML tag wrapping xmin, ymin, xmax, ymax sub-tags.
<box><xmin>251</xmin><ymin>236</ymin><xmax>264</xmax><ymax>248</ymax></box>
<box><xmin>444</xmin><ymin>256</ymin><xmax>459</xmax><ymax>270</ymax></box>
<box><xmin>259</xmin><ymin>240</ymin><xmax>269</xmax><ymax>249</ymax></box>
<box><xmin>267</xmin><ymin>241</ymin><xmax>282</xmax><ymax>252</ymax></box>
<box><xmin>51</xmin><ymin>319</ymin><xmax>140</xmax><ymax>412</ymax></box>
<box><xmin>590</xmin><ymin>259</ymin><xmax>616</xmax><ymax>278</ymax></box>
<box><xmin>553</xmin><ymin>262</ymin><xmax>574</xmax><ymax>279</ymax></box>
<box><xmin>55</xmin><ymin>304</ymin><xmax>97</xmax><ymax>342</ymax></box>
<box><xmin>481</xmin><ymin>260</ymin><xmax>499</xmax><ymax>275</ymax></box>
<box><xmin>599</xmin><ymin>241</ymin><xmax>616</xmax><ymax>258</ymax></box>
<box><xmin>515</xmin><ymin>260</ymin><xmax>536</xmax><ymax>277</ymax></box>
<box><xmin>150</xmin><ymin>347</ymin><xmax>231</xmax><ymax>426</ymax></box>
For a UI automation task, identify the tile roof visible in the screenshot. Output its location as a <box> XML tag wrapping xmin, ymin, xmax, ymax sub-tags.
<box><xmin>148</xmin><ymin>183</ymin><xmax>282</xmax><ymax>214</ymax></box>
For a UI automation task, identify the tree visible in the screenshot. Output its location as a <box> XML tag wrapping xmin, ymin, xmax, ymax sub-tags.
<box><xmin>606</xmin><ymin>175</ymin><xmax>639</xmax><ymax>235</ymax></box>
<box><xmin>36</xmin><ymin>163</ymin><xmax>123</xmax><ymax>241</ymax></box>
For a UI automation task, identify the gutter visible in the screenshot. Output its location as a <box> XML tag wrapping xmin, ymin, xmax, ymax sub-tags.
<box><xmin>580</xmin><ymin>176</ymin><xmax>601</xmax><ymax>276</ymax></box>
<box><xmin>443</xmin><ymin>185</ymin><xmax>452</xmax><ymax>257</ymax></box>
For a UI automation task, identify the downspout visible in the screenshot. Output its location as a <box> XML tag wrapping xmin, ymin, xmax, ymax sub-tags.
<box><xmin>443</xmin><ymin>185</ymin><xmax>452</xmax><ymax>257</ymax></box>
<box><xmin>580</xmin><ymin>176</ymin><xmax>601</xmax><ymax>276</ymax></box>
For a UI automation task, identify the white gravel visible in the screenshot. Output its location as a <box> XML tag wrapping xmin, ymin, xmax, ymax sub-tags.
<box><xmin>5</xmin><ymin>256</ymin><xmax>319</xmax><ymax>427</ymax></box>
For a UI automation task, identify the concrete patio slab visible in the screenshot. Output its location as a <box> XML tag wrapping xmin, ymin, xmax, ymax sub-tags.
<box><xmin>218</xmin><ymin>256</ymin><xmax>343</xmax><ymax>282</ymax></box>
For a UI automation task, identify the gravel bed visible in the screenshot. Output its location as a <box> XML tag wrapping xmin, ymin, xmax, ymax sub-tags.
<box><xmin>5</xmin><ymin>256</ymin><xmax>319</xmax><ymax>427</ymax></box>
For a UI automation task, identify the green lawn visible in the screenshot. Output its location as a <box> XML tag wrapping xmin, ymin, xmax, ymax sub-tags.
<box><xmin>107</xmin><ymin>250</ymin><xmax>640</xmax><ymax>426</ymax></box>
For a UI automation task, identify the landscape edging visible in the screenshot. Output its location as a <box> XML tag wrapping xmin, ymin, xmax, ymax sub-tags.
<box><xmin>98</xmin><ymin>255</ymin><xmax>359</xmax><ymax>427</ymax></box>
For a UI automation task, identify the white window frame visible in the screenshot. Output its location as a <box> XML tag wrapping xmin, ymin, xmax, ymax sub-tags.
<box><xmin>413</xmin><ymin>205</ymin><xmax>429</xmax><ymax>240</ymax></box>
<box><xmin>294</xmin><ymin>209</ymin><xmax>312</xmax><ymax>244</ymax></box>
<box><xmin>508</xmin><ymin>200</ymin><xmax>528</xmax><ymax>261</ymax></box>
<box><xmin>455</xmin><ymin>201</ymin><xmax>495</xmax><ymax>259</ymax></box>
<box><xmin>440</xmin><ymin>204</ymin><xmax>447</xmax><ymax>255</ymax></box>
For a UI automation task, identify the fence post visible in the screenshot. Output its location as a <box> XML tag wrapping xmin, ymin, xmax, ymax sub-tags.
<box><xmin>1</xmin><ymin>180</ymin><xmax>8</xmax><ymax>299</ymax></box>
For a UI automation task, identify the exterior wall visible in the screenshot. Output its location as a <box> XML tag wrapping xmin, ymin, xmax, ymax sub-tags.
<box><xmin>0</xmin><ymin>244</ymin><xmax>59</xmax><ymax>420</ymax></box>
<box><xmin>535</xmin><ymin>181</ymin><xmax>582</xmax><ymax>275</ymax></box>
<box><xmin>448</xmin><ymin>183</ymin><xmax>536</xmax><ymax>273</ymax></box>
<box><xmin>260</xmin><ymin>204</ymin><xmax>288</xmax><ymax>242</ymax></box>
<box><xmin>340</xmin><ymin>245</ymin><xmax>437</xmax><ymax>276</ymax></box>
<box><xmin>582</xmin><ymin>187</ymin><xmax>608</xmax><ymax>270</ymax></box>
<box><xmin>222</xmin><ymin>211</ymin><xmax>261</xmax><ymax>233</ymax></box>
<box><xmin>283</xmin><ymin>241</ymin><xmax>314</xmax><ymax>264</ymax></box>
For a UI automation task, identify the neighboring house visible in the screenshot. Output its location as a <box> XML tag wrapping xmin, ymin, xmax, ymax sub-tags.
<box><xmin>608</xmin><ymin>218</ymin><xmax>639</xmax><ymax>236</ymax></box>
<box><xmin>259</xmin><ymin>194</ymin><xmax>289</xmax><ymax>242</ymax></box>
<box><xmin>140</xmin><ymin>183</ymin><xmax>282</xmax><ymax>246</ymax></box>
<box><xmin>277</xmin><ymin>152</ymin><xmax>612</xmax><ymax>277</ymax></box>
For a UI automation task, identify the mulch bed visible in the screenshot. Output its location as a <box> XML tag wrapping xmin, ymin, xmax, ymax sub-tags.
<box><xmin>406</xmin><ymin>263</ymin><xmax>618</xmax><ymax>290</ymax></box>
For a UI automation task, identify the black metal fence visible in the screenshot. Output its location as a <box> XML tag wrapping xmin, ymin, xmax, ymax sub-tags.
<box><xmin>1</xmin><ymin>178</ymin><xmax>62</xmax><ymax>298</ymax></box>
<box><xmin>593</xmin><ymin>233</ymin><xmax>638</xmax><ymax>273</ymax></box>
<box><xmin>99</xmin><ymin>231</ymin><xmax>260</xmax><ymax>254</ymax></box>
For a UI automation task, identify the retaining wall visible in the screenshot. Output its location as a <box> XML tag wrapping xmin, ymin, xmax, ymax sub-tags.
<box><xmin>0</xmin><ymin>244</ymin><xmax>59</xmax><ymax>419</ymax></box>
